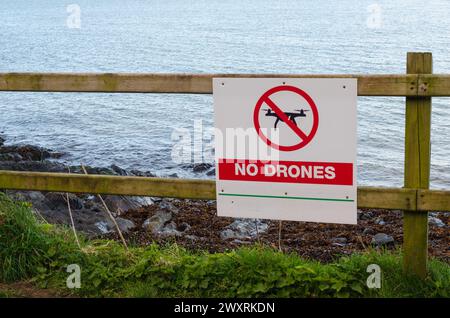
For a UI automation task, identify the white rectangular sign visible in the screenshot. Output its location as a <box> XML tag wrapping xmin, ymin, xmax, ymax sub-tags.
<box><xmin>213</xmin><ymin>78</ymin><xmax>357</xmax><ymax>224</ymax></box>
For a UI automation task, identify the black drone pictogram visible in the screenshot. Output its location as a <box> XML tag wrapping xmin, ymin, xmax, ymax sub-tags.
<box><xmin>261</xmin><ymin>108</ymin><xmax>310</xmax><ymax>129</ymax></box>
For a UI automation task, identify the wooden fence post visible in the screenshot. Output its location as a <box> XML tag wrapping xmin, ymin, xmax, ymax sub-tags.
<box><xmin>403</xmin><ymin>52</ymin><xmax>432</xmax><ymax>278</ymax></box>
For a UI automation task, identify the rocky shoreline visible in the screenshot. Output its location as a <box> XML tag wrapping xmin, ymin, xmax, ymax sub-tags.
<box><xmin>0</xmin><ymin>136</ymin><xmax>158</xmax><ymax>236</ymax></box>
<box><xmin>112</xmin><ymin>200</ymin><xmax>449</xmax><ymax>262</ymax></box>
<box><xmin>0</xmin><ymin>136</ymin><xmax>448</xmax><ymax>263</ymax></box>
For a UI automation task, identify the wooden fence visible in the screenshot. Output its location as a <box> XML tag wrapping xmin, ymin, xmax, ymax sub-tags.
<box><xmin>0</xmin><ymin>52</ymin><xmax>449</xmax><ymax>278</ymax></box>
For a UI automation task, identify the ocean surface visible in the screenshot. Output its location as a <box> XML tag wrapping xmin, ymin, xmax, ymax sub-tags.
<box><xmin>0</xmin><ymin>0</ymin><xmax>449</xmax><ymax>188</ymax></box>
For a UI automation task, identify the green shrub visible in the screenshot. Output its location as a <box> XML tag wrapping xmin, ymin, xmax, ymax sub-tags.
<box><xmin>0</xmin><ymin>193</ymin><xmax>67</xmax><ymax>281</ymax></box>
<box><xmin>0</xmin><ymin>193</ymin><xmax>449</xmax><ymax>297</ymax></box>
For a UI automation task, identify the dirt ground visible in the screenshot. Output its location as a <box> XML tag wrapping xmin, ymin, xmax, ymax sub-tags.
<box><xmin>111</xmin><ymin>200</ymin><xmax>449</xmax><ymax>263</ymax></box>
<box><xmin>0</xmin><ymin>282</ymin><xmax>65</xmax><ymax>298</ymax></box>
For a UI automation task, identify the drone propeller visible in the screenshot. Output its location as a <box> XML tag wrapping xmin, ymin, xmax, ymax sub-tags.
<box><xmin>295</xmin><ymin>109</ymin><xmax>310</xmax><ymax>112</ymax></box>
<box><xmin>261</xmin><ymin>108</ymin><xmax>271</xmax><ymax>111</ymax></box>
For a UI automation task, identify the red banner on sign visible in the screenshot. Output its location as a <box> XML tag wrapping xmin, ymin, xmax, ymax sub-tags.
<box><xmin>218</xmin><ymin>159</ymin><xmax>353</xmax><ymax>186</ymax></box>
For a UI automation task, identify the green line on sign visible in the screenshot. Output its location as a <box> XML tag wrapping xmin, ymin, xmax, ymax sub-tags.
<box><xmin>218</xmin><ymin>193</ymin><xmax>354</xmax><ymax>202</ymax></box>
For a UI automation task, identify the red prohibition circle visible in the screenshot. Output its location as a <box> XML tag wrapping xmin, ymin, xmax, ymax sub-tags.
<box><xmin>253</xmin><ymin>85</ymin><xmax>319</xmax><ymax>152</ymax></box>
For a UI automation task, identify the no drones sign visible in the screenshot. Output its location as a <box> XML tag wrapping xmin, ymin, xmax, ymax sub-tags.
<box><xmin>213</xmin><ymin>78</ymin><xmax>357</xmax><ymax>224</ymax></box>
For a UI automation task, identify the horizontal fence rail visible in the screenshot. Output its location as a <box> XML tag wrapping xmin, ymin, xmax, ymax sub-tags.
<box><xmin>1</xmin><ymin>72</ymin><xmax>450</xmax><ymax>96</ymax></box>
<box><xmin>0</xmin><ymin>170</ymin><xmax>449</xmax><ymax>212</ymax></box>
<box><xmin>1</xmin><ymin>52</ymin><xmax>449</xmax><ymax>279</ymax></box>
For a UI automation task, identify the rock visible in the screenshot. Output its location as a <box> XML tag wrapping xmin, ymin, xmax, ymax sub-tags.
<box><xmin>371</xmin><ymin>233</ymin><xmax>395</xmax><ymax>246</ymax></box>
<box><xmin>192</xmin><ymin>163</ymin><xmax>213</xmax><ymax>173</ymax></box>
<box><xmin>220</xmin><ymin>229</ymin><xmax>238</xmax><ymax>240</ymax></box>
<box><xmin>181</xmin><ymin>163</ymin><xmax>214</xmax><ymax>173</ymax></box>
<box><xmin>44</xmin><ymin>192</ymin><xmax>84</xmax><ymax>210</ymax></box>
<box><xmin>111</xmin><ymin>164</ymin><xmax>129</xmax><ymax>176</ymax></box>
<box><xmin>103</xmin><ymin>195</ymin><xmax>153</xmax><ymax>215</ymax></box>
<box><xmin>332</xmin><ymin>237</ymin><xmax>347</xmax><ymax>244</ymax></box>
<box><xmin>331</xmin><ymin>237</ymin><xmax>347</xmax><ymax>247</ymax></box>
<box><xmin>132</xmin><ymin>196</ymin><xmax>154</xmax><ymax>207</ymax></box>
<box><xmin>358</xmin><ymin>210</ymin><xmax>374</xmax><ymax>220</ymax></box>
<box><xmin>10</xmin><ymin>191</ymin><xmax>84</xmax><ymax>215</ymax></box>
<box><xmin>9</xmin><ymin>190</ymin><xmax>45</xmax><ymax>202</ymax></box>
<box><xmin>429</xmin><ymin>216</ymin><xmax>445</xmax><ymax>228</ymax></box>
<box><xmin>90</xmin><ymin>166</ymin><xmax>117</xmax><ymax>175</ymax></box>
<box><xmin>0</xmin><ymin>153</ymin><xmax>23</xmax><ymax>161</ymax></box>
<box><xmin>130</xmin><ymin>169</ymin><xmax>156</xmax><ymax>177</ymax></box>
<box><xmin>8</xmin><ymin>191</ymin><xmax>47</xmax><ymax>211</ymax></box>
<box><xmin>142</xmin><ymin>210</ymin><xmax>173</xmax><ymax>233</ymax></box>
<box><xmin>220</xmin><ymin>219</ymin><xmax>269</xmax><ymax>240</ymax></box>
<box><xmin>0</xmin><ymin>160</ymin><xmax>67</xmax><ymax>172</ymax></box>
<box><xmin>49</xmin><ymin>151</ymin><xmax>65</xmax><ymax>159</ymax></box>
<box><xmin>158</xmin><ymin>200</ymin><xmax>179</xmax><ymax>214</ymax></box>
<box><xmin>60</xmin><ymin>209</ymin><xmax>111</xmax><ymax>238</ymax></box>
<box><xmin>95</xmin><ymin>221</ymin><xmax>110</xmax><ymax>234</ymax></box>
<box><xmin>206</xmin><ymin>168</ymin><xmax>216</xmax><ymax>176</ymax></box>
<box><xmin>374</xmin><ymin>218</ymin><xmax>386</xmax><ymax>225</ymax></box>
<box><xmin>69</xmin><ymin>165</ymin><xmax>117</xmax><ymax>176</ymax></box>
<box><xmin>0</xmin><ymin>138</ymin><xmax>63</xmax><ymax>163</ymax></box>
<box><xmin>363</xmin><ymin>227</ymin><xmax>375</xmax><ymax>235</ymax></box>
<box><xmin>109</xmin><ymin>217</ymin><xmax>136</xmax><ymax>233</ymax></box>
<box><xmin>150</xmin><ymin>220</ymin><xmax>191</xmax><ymax>237</ymax></box>
<box><xmin>8</xmin><ymin>189</ymin><xmax>109</xmax><ymax>237</ymax></box>
<box><xmin>159</xmin><ymin>222</ymin><xmax>183</xmax><ymax>237</ymax></box>
<box><xmin>82</xmin><ymin>196</ymin><xmax>100</xmax><ymax>210</ymax></box>
<box><xmin>0</xmin><ymin>144</ymin><xmax>61</xmax><ymax>161</ymax></box>
<box><xmin>177</xmin><ymin>222</ymin><xmax>191</xmax><ymax>232</ymax></box>
<box><xmin>232</xmin><ymin>239</ymin><xmax>252</xmax><ymax>245</ymax></box>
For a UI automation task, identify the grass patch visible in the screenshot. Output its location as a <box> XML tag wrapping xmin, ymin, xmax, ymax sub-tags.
<box><xmin>0</xmin><ymin>290</ymin><xmax>13</xmax><ymax>298</ymax></box>
<box><xmin>0</xmin><ymin>192</ymin><xmax>449</xmax><ymax>297</ymax></box>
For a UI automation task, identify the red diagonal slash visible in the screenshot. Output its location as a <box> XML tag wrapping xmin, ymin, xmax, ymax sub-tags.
<box><xmin>263</xmin><ymin>96</ymin><xmax>309</xmax><ymax>141</ymax></box>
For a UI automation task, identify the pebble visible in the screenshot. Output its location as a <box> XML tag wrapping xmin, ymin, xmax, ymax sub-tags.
<box><xmin>363</xmin><ymin>228</ymin><xmax>375</xmax><ymax>235</ymax></box>
<box><xmin>142</xmin><ymin>210</ymin><xmax>173</xmax><ymax>233</ymax></box>
<box><xmin>220</xmin><ymin>219</ymin><xmax>269</xmax><ymax>240</ymax></box>
<box><xmin>111</xmin><ymin>217</ymin><xmax>136</xmax><ymax>233</ymax></box>
<box><xmin>331</xmin><ymin>237</ymin><xmax>348</xmax><ymax>244</ymax></box>
<box><xmin>429</xmin><ymin>216</ymin><xmax>445</xmax><ymax>228</ymax></box>
<box><xmin>159</xmin><ymin>221</ymin><xmax>183</xmax><ymax>237</ymax></box>
<box><xmin>359</xmin><ymin>210</ymin><xmax>374</xmax><ymax>220</ymax></box>
<box><xmin>371</xmin><ymin>233</ymin><xmax>395</xmax><ymax>246</ymax></box>
<box><xmin>159</xmin><ymin>200</ymin><xmax>179</xmax><ymax>213</ymax></box>
<box><xmin>95</xmin><ymin>221</ymin><xmax>110</xmax><ymax>234</ymax></box>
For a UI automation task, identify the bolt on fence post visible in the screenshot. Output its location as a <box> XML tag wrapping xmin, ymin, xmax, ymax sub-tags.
<box><xmin>403</xmin><ymin>52</ymin><xmax>432</xmax><ymax>278</ymax></box>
